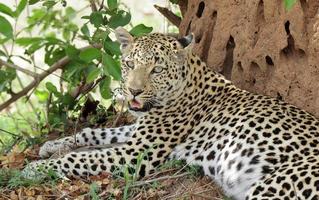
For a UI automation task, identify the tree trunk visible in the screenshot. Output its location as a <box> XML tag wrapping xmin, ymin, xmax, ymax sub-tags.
<box><xmin>178</xmin><ymin>0</ymin><xmax>319</xmax><ymax>118</ymax></box>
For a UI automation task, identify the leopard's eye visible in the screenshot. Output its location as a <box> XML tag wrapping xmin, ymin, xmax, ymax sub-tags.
<box><xmin>152</xmin><ymin>66</ymin><xmax>164</xmax><ymax>73</ymax></box>
<box><xmin>126</xmin><ymin>61</ymin><xmax>134</xmax><ymax>69</ymax></box>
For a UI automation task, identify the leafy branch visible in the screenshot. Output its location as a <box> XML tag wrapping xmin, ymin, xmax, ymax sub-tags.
<box><xmin>0</xmin><ymin>44</ymin><xmax>102</xmax><ymax>112</ymax></box>
<box><xmin>0</xmin><ymin>0</ymin><xmax>155</xmax><ymax>150</ymax></box>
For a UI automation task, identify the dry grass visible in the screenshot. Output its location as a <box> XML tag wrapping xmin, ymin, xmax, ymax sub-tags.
<box><xmin>0</xmin><ymin>113</ymin><xmax>225</xmax><ymax>200</ymax></box>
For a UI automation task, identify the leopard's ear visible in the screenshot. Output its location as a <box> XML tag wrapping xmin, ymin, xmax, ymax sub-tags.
<box><xmin>177</xmin><ymin>33</ymin><xmax>194</xmax><ymax>49</ymax></box>
<box><xmin>115</xmin><ymin>27</ymin><xmax>134</xmax><ymax>54</ymax></box>
<box><xmin>175</xmin><ymin>33</ymin><xmax>194</xmax><ymax>62</ymax></box>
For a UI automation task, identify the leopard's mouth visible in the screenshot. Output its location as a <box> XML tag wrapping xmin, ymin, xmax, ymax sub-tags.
<box><xmin>128</xmin><ymin>99</ymin><xmax>154</xmax><ymax>112</ymax></box>
<box><xmin>129</xmin><ymin>99</ymin><xmax>142</xmax><ymax>109</ymax></box>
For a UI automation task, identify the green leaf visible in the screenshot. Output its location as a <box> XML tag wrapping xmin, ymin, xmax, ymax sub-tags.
<box><xmin>29</xmin><ymin>0</ymin><xmax>41</xmax><ymax>5</ymax></box>
<box><xmin>80</xmin><ymin>24</ymin><xmax>90</xmax><ymax>38</ymax></box>
<box><xmin>62</xmin><ymin>29</ymin><xmax>71</xmax><ymax>41</ymax></box>
<box><xmin>0</xmin><ymin>49</ymin><xmax>6</xmax><ymax>57</ymax></box>
<box><xmin>102</xmin><ymin>53</ymin><xmax>121</xmax><ymax>80</ymax></box>
<box><xmin>35</xmin><ymin>90</ymin><xmax>49</xmax><ymax>102</ymax></box>
<box><xmin>46</xmin><ymin>82</ymin><xmax>58</xmax><ymax>93</ymax></box>
<box><xmin>0</xmin><ymin>16</ymin><xmax>13</xmax><ymax>38</ymax></box>
<box><xmin>27</xmin><ymin>8</ymin><xmax>45</xmax><ymax>25</ymax></box>
<box><xmin>79</xmin><ymin>48</ymin><xmax>101</xmax><ymax>63</ymax></box>
<box><xmin>86</xmin><ymin>67</ymin><xmax>101</xmax><ymax>83</ymax></box>
<box><xmin>62</xmin><ymin>60</ymin><xmax>85</xmax><ymax>83</ymax></box>
<box><xmin>65</xmin><ymin>7</ymin><xmax>76</xmax><ymax>20</ymax></box>
<box><xmin>15</xmin><ymin>37</ymin><xmax>43</xmax><ymax>46</ymax></box>
<box><xmin>42</xmin><ymin>0</ymin><xmax>56</xmax><ymax>8</ymax></box>
<box><xmin>46</xmin><ymin>82</ymin><xmax>61</xmax><ymax>97</ymax></box>
<box><xmin>99</xmin><ymin>76</ymin><xmax>112</xmax><ymax>99</ymax></box>
<box><xmin>90</xmin><ymin>11</ymin><xmax>104</xmax><ymax>28</ymax></box>
<box><xmin>104</xmin><ymin>40</ymin><xmax>121</xmax><ymax>56</ymax></box>
<box><xmin>81</xmin><ymin>15</ymin><xmax>90</xmax><ymax>19</ymax></box>
<box><xmin>65</xmin><ymin>45</ymin><xmax>79</xmax><ymax>59</ymax></box>
<box><xmin>15</xmin><ymin>0</ymin><xmax>28</xmax><ymax>17</ymax></box>
<box><xmin>107</xmin><ymin>0</ymin><xmax>118</xmax><ymax>11</ymax></box>
<box><xmin>108</xmin><ymin>10</ymin><xmax>131</xmax><ymax>29</ymax></box>
<box><xmin>0</xmin><ymin>38</ymin><xmax>9</xmax><ymax>45</ymax></box>
<box><xmin>284</xmin><ymin>0</ymin><xmax>297</xmax><ymax>10</ymax></box>
<box><xmin>62</xmin><ymin>93</ymin><xmax>75</xmax><ymax>108</ymax></box>
<box><xmin>0</xmin><ymin>68</ymin><xmax>16</xmax><ymax>92</ymax></box>
<box><xmin>0</xmin><ymin>3</ymin><xmax>14</xmax><ymax>17</ymax></box>
<box><xmin>44</xmin><ymin>46</ymin><xmax>65</xmax><ymax>65</ymax></box>
<box><xmin>130</xmin><ymin>24</ymin><xmax>153</xmax><ymax>36</ymax></box>
<box><xmin>169</xmin><ymin>0</ymin><xmax>179</xmax><ymax>4</ymax></box>
<box><xmin>26</xmin><ymin>41</ymin><xmax>44</xmax><ymax>54</ymax></box>
<box><xmin>45</xmin><ymin>37</ymin><xmax>62</xmax><ymax>45</ymax></box>
<box><xmin>92</xmin><ymin>29</ymin><xmax>109</xmax><ymax>43</ymax></box>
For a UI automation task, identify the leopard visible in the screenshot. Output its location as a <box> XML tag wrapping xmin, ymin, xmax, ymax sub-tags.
<box><xmin>23</xmin><ymin>27</ymin><xmax>319</xmax><ymax>200</ymax></box>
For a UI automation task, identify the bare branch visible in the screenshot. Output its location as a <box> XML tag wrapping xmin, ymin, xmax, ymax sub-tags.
<box><xmin>89</xmin><ymin>0</ymin><xmax>98</xmax><ymax>12</ymax></box>
<box><xmin>0</xmin><ymin>57</ymin><xmax>70</xmax><ymax>112</ymax></box>
<box><xmin>154</xmin><ymin>5</ymin><xmax>181</xmax><ymax>27</ymax></box>
<box><xmin>0</xmin><ymin>44</ymin><xmax>102</xmax><ymax>112</ymax></box>
<box><xmin>0</xmin><ymin>59</ymin><xmax>38</xmax><ymax>77</ymax></box>
<box><xmin>98</xmin><ymin>0</ymin><xmax>105</xmax><ymax>11</ymax></box>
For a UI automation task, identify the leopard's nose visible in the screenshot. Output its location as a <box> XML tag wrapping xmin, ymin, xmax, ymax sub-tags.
<box><xmin>129</xmin><ymin>88</ymin><xmax>144</xmax><ymax>96</ymax></box>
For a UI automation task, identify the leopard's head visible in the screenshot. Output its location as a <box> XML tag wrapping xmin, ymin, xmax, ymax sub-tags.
<box><xmin>115</xmin><ymin>27</ymin><xmax>193</xmax><ymax>114</ymax></box>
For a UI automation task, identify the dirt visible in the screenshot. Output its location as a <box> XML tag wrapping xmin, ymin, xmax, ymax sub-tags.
<box><xmin>0</xmin><ymin>113</ymin><xmax>224</xmax><ymax>200</ymax></box>
<box><xmin>179</xmin><ymin>0</ymin><xmax>319</xmax><ymax>118</ymax></box>
<box><xmin>0</xmin><ymin>146</ymin><xmax>223</xmax><ymax>200</ymax></box>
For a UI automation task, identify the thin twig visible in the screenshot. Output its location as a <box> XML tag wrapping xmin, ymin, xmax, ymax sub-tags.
<box><xmin>146</xmin><ymin>168</ymin><xmax>178</xmax><ymax>179</ymax></box>
<box><xmin>131</xmin><ymin>172</ymin><xmax>190</xmax><ymax>188</ymax></box>
<box><xmin>73</xmin><ymin>95</ymin><xmax>89</xmax><ymax>146</ymax></box>
<box><xmin>56</xmin><ymin>187</ymin><xmax>81</xmax><ymax>200</ymax></box>
<box><xmin>112</xmin><ymin>100</ymin><xmax>125</xmax><ymax>127</ymax></box>
<box><xmin>1</xmin><ymin>44</ymin><xmax>9</xmax><ymax>56</ymax></box>
<box><xmin>0</xmin><ymin>128</ymin><xmax>19</xmax><ymax>137</ymax></box>
<box><xmin>10</xmin><ymin>0</ymin><xmax>18</xmax><ymax>56</ymax></box>
<box><xmin>0</xmin><ymin>59</ymin><xmax>38</xmax><ymax>77</ymax></box>
<box><xmin>32</xmin><ymin>65</ymin><xmax>66</xmax><ymax>80</ymax></box>
<box><xmin>46</xmin><ymin>92</ymin><xmax>52</xmax><ymax>131</ymax></box>
<box><xmin>69</xmin><ymin>75</ymin><xmax>105</xmax><ymax>100</ymax></box>
<box><xmin>99</xmin><ymin>0</ymin><xmax>104</xmax><ymax>11</ymax></box>
<box><xmin>16</xmin><ymin>74</ymin><xmax>37</xmax><ymax>114</ymax></box>
<box><xmin>191</xmin><ymin>190</ymin><xmax>221</xmax><ymax>199</ymax></box>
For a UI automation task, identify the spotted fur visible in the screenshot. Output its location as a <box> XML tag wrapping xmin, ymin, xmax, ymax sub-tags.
<box><xmin>24</xmin><ymin>28</ymin><xmax>319</xmax><ymax>200</ymax></box>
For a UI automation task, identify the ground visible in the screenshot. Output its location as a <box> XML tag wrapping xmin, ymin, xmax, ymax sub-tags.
<box><xmin>0</xmin><ymin>112</ymin><xmax>225</xmax><ymax>200</ymax></box>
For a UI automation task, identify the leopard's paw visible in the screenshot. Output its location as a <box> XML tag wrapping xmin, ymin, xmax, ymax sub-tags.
<box><xmin>21</xmin><ymin>160</ymin><xmax>48</xmax><ymax>179</ymax></box>
<box><xmin>39</xmin><ymin>137</ymin><xmax>75</xmax><ymax>158</ymax></box>
<box><xmin>22</xmin><ymin>160</ymin><xmax>64</xmax><ymax>179</ymax></box>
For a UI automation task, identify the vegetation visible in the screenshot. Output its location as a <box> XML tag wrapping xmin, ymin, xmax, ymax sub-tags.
<box><xmin>0</xmin><ymin>0</ymin><xmax>153</xmax><ymax>152</ymax></box>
